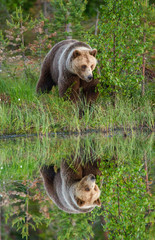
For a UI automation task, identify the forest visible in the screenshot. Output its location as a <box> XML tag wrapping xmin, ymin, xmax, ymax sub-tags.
<box><xmin>0</xmin><ymin>1</ymin><xmax>154</xmax><ymax>240</ymax></box>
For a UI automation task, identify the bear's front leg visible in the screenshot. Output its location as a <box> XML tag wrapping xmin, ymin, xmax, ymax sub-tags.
<box><xmin>58</xmin><ymin>77</ymin><xmax>80</xmax><ymax>103</ymax></box>
<box><xmin>86</xmin><ymin>87</ymin><xmax>99</xmax><ymax>104</ymax></box>
<box><xmin>61</xmin><ymin>160</ymin><xmax>83</xmax><ymax>184</ymax></box>
<box><xmin>82</xmin><ymin>80</ymin><xmax>99</xmax><ymax>105</ymax></box>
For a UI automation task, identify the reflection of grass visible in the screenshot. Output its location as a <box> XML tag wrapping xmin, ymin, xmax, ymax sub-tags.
<box><xmin>0</xmin><ymin>69</ymin><xmax>154</xmax><ymax>136</ymax></box>
<box><xmin>0</xmin><ymin>132</ymin><xmax>154</xmax><ymax>239</ymax></box>
<box><xmin>0</xmin><ymin>132</ymin><xmax>154</xmax><ymax>184</ymax></box>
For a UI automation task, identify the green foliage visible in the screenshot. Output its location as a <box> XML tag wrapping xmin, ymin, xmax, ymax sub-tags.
<box><xmin>86</xmin><ymin>0</ymin><xmax>145</xmax><ymax>98</ymax></box>
<box><xmin>49</xmin><ymin>0</ymin><xmax>87</xmax><ymax>41</ymax></box>
<box><xmin>99</xmin><ymin>160</ymin><xmax>147</xmax><ymax>239</ymax></box>
<box><xmin>1</xmin><ymin>0</ymin><xmax>36</xmax><ymax>15</ymax></box>
<box><xmin>28</xmin><ymin>12</ymin><xmax>56</xmax><ymax>61</ymax></box>
<box><xmin>0</xmin><ymin>7</ymin><xmax>36</xmax><ymax>81</ymax></box>
<box><xmin>0</xmin><ymin>7</ymin><xmax>55</xmax><ymax>87</ymax></box>
<box><xmin>140</xmin><ymin>1</ymin><xmax>155</xmax><ymax>66</ymax></box>
<box><xmin>91</xmin><ymin>133</ymin><xmax>154</xmax><ymax>240</ymax></box>
<box><xmin>85</xmin><ymin>0</ymin><xmax>103</xmax><ymax>17</ymax></box>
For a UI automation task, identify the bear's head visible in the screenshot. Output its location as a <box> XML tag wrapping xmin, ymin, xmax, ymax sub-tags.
<box><xmin>73</xmin><ymin>174</ymin><xmax>101</xmax><ymax>208</ymax></box>
<box><xmin>70</xmin><ymin>49</ymin><xmax>97</xmax><ymax>82</ymax></box>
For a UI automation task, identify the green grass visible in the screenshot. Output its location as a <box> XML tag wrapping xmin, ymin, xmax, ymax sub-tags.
<box><xmin>0</xmin><ymin>66</ymin><xmax>154</xmax><ymax>136</ymax></box>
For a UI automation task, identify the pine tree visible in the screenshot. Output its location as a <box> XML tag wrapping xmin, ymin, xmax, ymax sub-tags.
<box><xmin>49</xmin><ymin>0</ymin><xmax>87</xmax><ymax>41</ymax></box>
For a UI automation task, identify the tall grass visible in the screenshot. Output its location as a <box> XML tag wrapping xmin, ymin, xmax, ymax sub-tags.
<box><xmin>0</xmin><ymin>69</ymin><xmax>154</xmax><ymax>135</ymax></box>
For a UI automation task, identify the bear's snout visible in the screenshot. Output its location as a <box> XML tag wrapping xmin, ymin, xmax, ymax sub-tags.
<box><xmin>87</xmin><ymin>75</ymin><xmax>93</xmax><ymax>81</ymax></box>
<box><xmin>88</xmin><ymin>174</ymin><xmax>96</xmax><ymax>182</ymax></box>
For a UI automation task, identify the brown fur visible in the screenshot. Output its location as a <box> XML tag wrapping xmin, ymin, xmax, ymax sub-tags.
<box><xmin>36</xmin><ymin>40</ymin><xmax>99</xmax><ymax>103</ymax></box>
<box><xmin>41</xmin><ymin>159</ymin><xmax>101</xmax><ymax>214</ymax></box>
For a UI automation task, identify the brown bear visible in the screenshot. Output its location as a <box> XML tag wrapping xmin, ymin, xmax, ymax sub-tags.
<box><xmin>36</xmin><ymin>39</ymin><xmax>99</xmax><ymax>103</ymax></box>
<box><xmin>41</xmin><ymin>159</ymin><xmax>101</xmax><ymax>214</ymax></box>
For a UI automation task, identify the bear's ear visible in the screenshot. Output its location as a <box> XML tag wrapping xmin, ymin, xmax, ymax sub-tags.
<box><xmin>76</xmin><ymin>198</ymin><xmax>85</xmax><ymax>207</ymax></box>
<box><xmin>93</xmin><ymin>198</ymin><xmax>101</xmax><ymax>207</ymax></box>
<box><xmin>72</xmin><ymin>50</ymin><xmax>81</xmax><ymax>59</ymax></box>
<box><xmin>89</xmin><ymin>49</ymin><xmax>97</xmax><ymax>57</ymax></box>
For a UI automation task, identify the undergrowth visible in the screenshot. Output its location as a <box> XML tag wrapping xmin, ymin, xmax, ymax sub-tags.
<box><xmin>0</xmin><ymin>69</ymin><xmax>154</xmax><ymax>136</ymax></box>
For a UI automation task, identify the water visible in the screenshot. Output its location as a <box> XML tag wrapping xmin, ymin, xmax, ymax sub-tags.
<box><xmin>0</xmin><ymin>132</ymin><xmax>154</xmax><ymax>240</ymax></box>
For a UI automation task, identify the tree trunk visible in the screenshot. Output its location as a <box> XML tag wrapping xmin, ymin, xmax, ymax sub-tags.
<box><xmin>43</xmin><ymin>1</ymin><xmax>48</xmax><ymax>34</ymax></box>
<box><xmin>43</xmin><ymin>1</ymin><xmax>48</xmax><ymax>18</ymax></box>
<box><xmin>95</xmin><ymin>9</ymin><xmax>99</xmax><ymax>35</ymax></box>
<box><xmin>100</xmin><ymin>215</ymin><xmax>109</xmax><ymax>240</ymax></box>
<box><xmin>142</xmin><ymin>0</ymin><xmax>148</xmax><ymax>96</ymax></box>
<box><xmin>113</xmin><ymin>33</ymin><xmax>116</xmax><ymax>107</ymax></box>
<box><xmin>66</xmin><ymin>11</ymin><xmax>72</xmax><ymax>39</ymax></box>
<box><xmin>142</xmin><ymin>31</ymin><xmax>146</xmax><ymax>96</ymax></box>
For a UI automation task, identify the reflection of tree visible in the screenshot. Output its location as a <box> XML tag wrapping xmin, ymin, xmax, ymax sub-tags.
<box><xmin>1</xmin><ymin>179</ymin><xmax>95</xmax><ymax>239</ymax></box>
<box><xmin>0</xmin><ymin>179</ymin><xmax>48</xmax><ymax>239</ymax></box>
<box><xmin>0</xmin><ymin>133</ymin><xmax>154</xmax><ymax>239</ymax></box>
<box><xmin>91</xmin><ymin>133</ymin><xmax>154</xmax><ymax>240</ymax></box>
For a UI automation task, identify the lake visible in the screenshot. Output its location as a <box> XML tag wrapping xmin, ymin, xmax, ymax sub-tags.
<box><xmin>0</xmin><ymin>131</ymin><xmax>154</xmax><ymax>240</ymax></box>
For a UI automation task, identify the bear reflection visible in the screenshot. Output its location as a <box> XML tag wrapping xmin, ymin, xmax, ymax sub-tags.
<box><xmin>41</xmin><ymin>159</ymin><xmax>101</xmax><ymax>214</ymax></box>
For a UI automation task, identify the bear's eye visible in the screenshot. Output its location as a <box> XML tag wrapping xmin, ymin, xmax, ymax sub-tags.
<box><xmin>91</xmin><ymin>65</ymin><xmax>94</xmax><ymax>70</ymax></box>
<box><xmin>81</xmin><ymin>65</ymin><xmax>87</xmax><ymax>70</ymax></box>
<box><xmin>76</xmin><ymin>198</ymin><xmax>85</xmax><ymax>207</ymax></box>
<box><xmin>85</xmin><ymin>187</ymin><xmax>90</xmax><ymax>191</ymax></box>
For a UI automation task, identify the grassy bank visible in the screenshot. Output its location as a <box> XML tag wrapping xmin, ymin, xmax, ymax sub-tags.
<box><xmin>0</xmin><ymin>66</ymin><xmax>154</xmax><ymax>136</ymax></box>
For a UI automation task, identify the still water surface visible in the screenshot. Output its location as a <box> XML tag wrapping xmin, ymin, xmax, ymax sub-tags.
<box><xmin>0</xmin><ymin>132</ymin><xmax>154</xmax><ymax>240</ymax></box>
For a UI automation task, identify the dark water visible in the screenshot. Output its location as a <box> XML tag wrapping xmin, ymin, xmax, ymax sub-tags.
<box><xmin>0</xmin><ymin>132</ymin><xmax>154</xmax><ymax>240</ymax></box>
